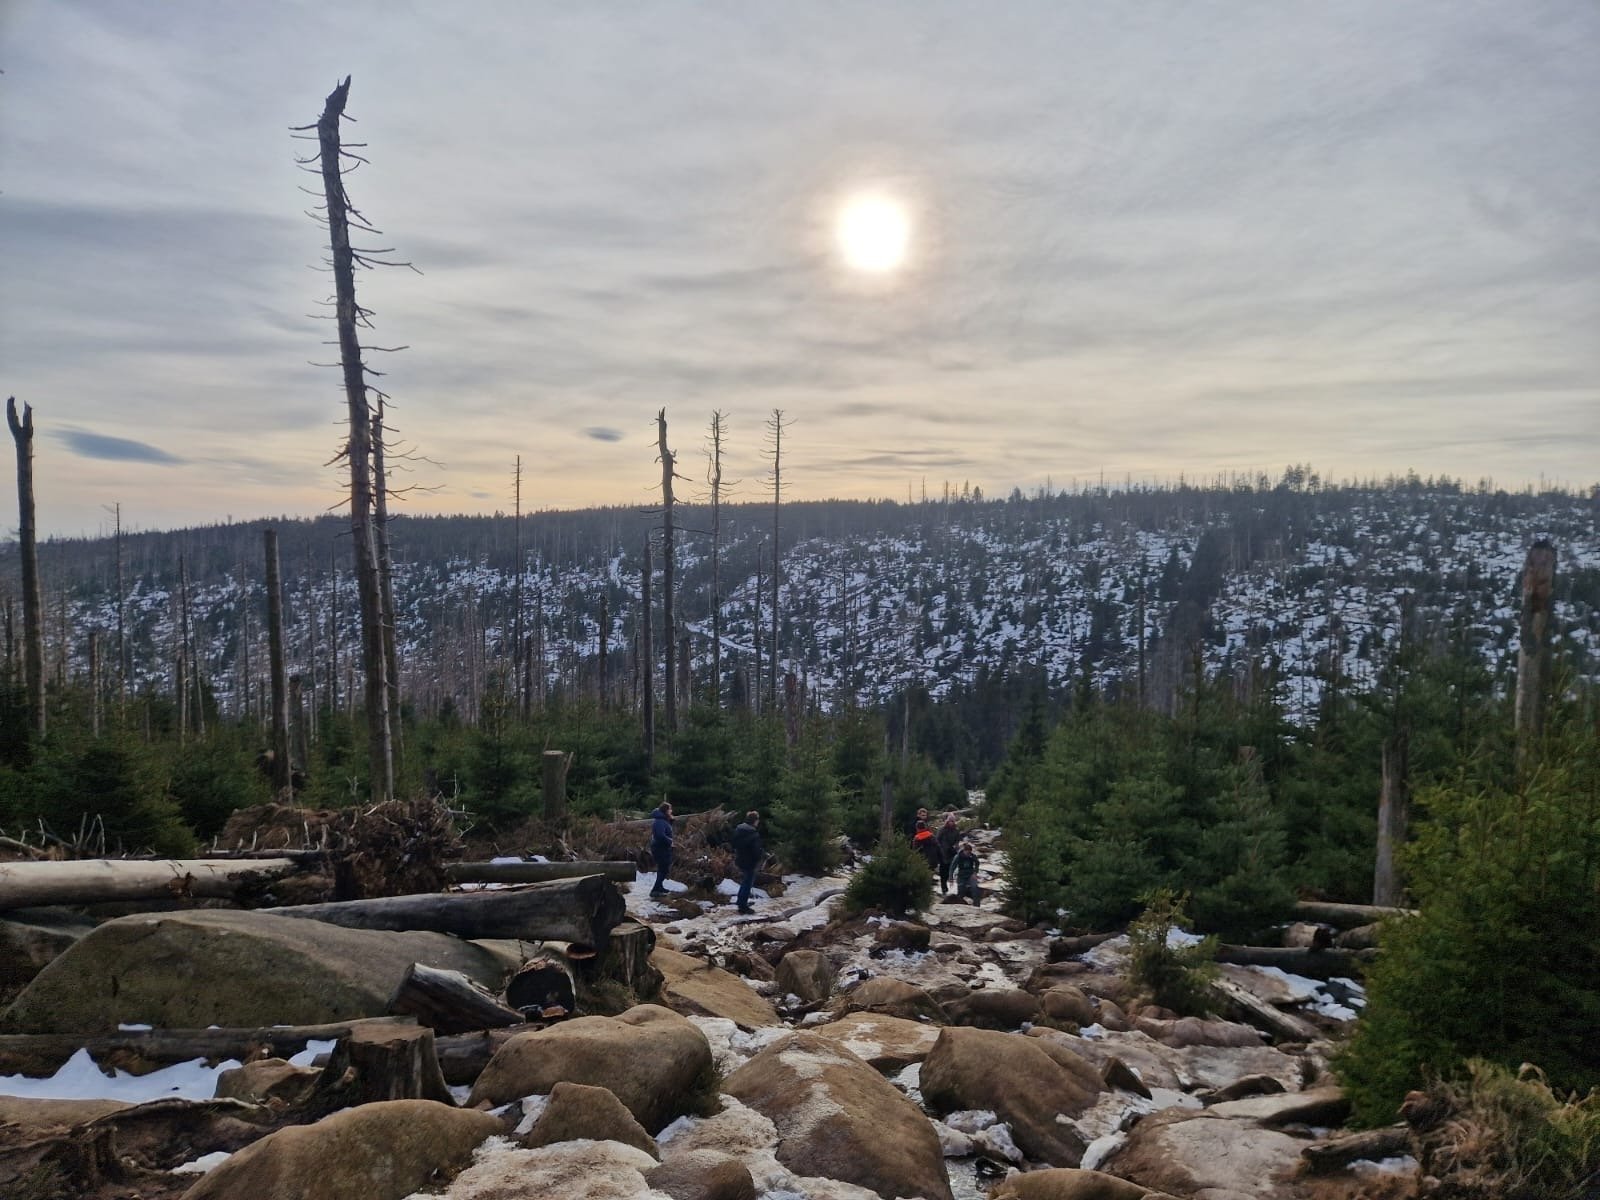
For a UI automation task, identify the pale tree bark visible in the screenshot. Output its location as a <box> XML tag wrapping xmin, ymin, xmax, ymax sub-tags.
<box><xmin>708</xmin><ymin>411</ymin><xmax>724</xmax><ymax>707</ymax></box>
<box><xmin>372</xmin><ymin>401</ymin><xmax>402</xmax><ymax>766</ymax></box>
<box><xmin>6</xmin><ymin>397</ymin><xmax>45</xmax><ymax>738</ymax></box>
<box><xmin>1373</xmin><ymin>731</ymin><xmax>1409</xmax><ymax>906</ymax></box>
<box><xmin>641</xmin><ymin>537</ymin><xmax>654</xmax><ymax>769</ymax></box>
<box><xmin>310</xmin><ymin>77</ymin><xmax>392</xmax><ymax>802</ymax></box>
<box><xmin>657</xmin><ymin>409</ymin><xmax>677</xmax><ymax>735</ymax></box>
<box><xmin>264</xmin><ymin>529</ymin><xmax>292</xmax><ymax>800</ymax></box>
<box><xmin>1515</xmin><ymin>539</ymin><xmax>1557</xmax><ymax>769</ymax></box>
<box><xmin>767</xmin><ymin>408</ymin><xmax>785</xmax><ymax>711</ymax></box>
<box><xmin>597</xmin><ymin>591</ymin><xmax>608</xmax><ymax>711</ymax></box>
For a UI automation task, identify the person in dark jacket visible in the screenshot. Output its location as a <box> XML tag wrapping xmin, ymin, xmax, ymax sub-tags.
<box><xmin>907</xmin><ymin>806</ymin><xmax>930</xmax><ymax>839</ymax></box>
<box><xmin>953</xmin><ymin>841</ymin><xmax>982</xmax><ymax>906</ymax></box>
<box><xmin>935</xmin><ymin>812</ymin><xmax>960</xmax><ymax>895</ymax></box>
<box><xmin>730</xmin><ymin>810</ymin><xmax>765</xmax><ymax>914</ymax></box>
<box><xmin>649</xmin><ymin>801</ymin><xmax>675</xmax><ymax>896</ymax></box>
<box><xmin>912</xmin><ymin>820</ymin><xmax>942</xmax><ymax>875</ymax></box>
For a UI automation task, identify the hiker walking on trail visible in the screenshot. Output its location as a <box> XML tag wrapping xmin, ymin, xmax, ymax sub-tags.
<box><xmin>936</xmin><ymin>811</ymin><xmax>960</xmax><ymax>895</ymax></box>
<box><xmin>730</xmin><ymin>810</ymin><xmax>765</xmax><ymax>914</ymax></box>
<box><xmin>649</xmin><ymin>801</ymin><xmax>675</xmax><ymax>897</ymax></box>
<box><xmin>953</xmin><ymin>841</ymin><xmax>982</xmax><ymax>906</ymax></box>
<box><xmin>912</xmin><ymin>820</ymin><xmax>942</xmax><ymax>876</ymax></box>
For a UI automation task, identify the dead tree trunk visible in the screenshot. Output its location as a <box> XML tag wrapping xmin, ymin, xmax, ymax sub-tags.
<box><xmin>373</xmin><ymin>401</ymin><xmax>403</xmax><ymax>768</ymax></box>
<box><xmin>264</xmin><ymin>529</ymin><xmax>292</xmax><ymax>800</ymax></box>
<box><xmin>1515</xmin><ymin>539</ymin><xmax>1557</xmax><ymax>768</ymax></box>
<box><xmin>310</xmin><ymin>75</ymin><xmax>392</xmax><ymax>802</ymax></box>
<box><xmin>542</xmin><ymin>749</ymin><xmax>572</xmax><ymax>825</ymax></box>
<box><xmin>113</xmin><ymin>501</ymin><xmax>127</xmax><ymax>716</ymax></box>
<box><xmin>597</xmin><ymin>591</ymin><xmax>609</xmax><ymax>711</ymax></box>
<box><xmin>1373</xmin><ymin>731</ymin><xmax>1409</xmax><ymax>905</ymax></box>
<box><xmin>88</xmin><ymin>630</ymin><xmax>101</xmax><ymax>738</ymax></box>
<box><xmin>657</xmin><ymin>409</ymin><xmax>677</xmax><ymax>735</ymax></box>
<box><xmin>641</xmin><ymin>537</ymin><xmax>654</xmax><ymax>769</ymax></box>
<box><xmin>709</xmin><ymin>411</ymin><xmax>724</xmax><ymax>706</ymax></box>
<box><xmin>767</xmin><ymin>408</ymin><xmax>784</xmax><ymax>710</ymax></box>
<box><xmin>7</xmin><ymin>398</ymin><xmax>45</xmax><ymax>738</ymax></box>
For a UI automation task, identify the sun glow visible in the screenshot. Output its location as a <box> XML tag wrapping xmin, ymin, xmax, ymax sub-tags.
<box><xmin>835</xmin><ymin>192</ymin><xmax>911</xmax><ymax>274</ymax></box>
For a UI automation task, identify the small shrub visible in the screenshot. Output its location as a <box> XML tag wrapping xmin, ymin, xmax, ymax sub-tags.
<box><xmin>842</xmin><ymin>837</ymin><xmax>934</xmax><ymax>917</ymax></box>
<box><xmin>1126</xmin><ymin>888</ymin><xmax>1219</xmax><ymax>1016</ymax></box>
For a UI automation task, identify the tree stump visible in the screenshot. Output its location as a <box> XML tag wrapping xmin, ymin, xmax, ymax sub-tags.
<box><xmin>314</xmin><ymin>1023</ymin><xmax>453</xmax><ymax>1107</ymax></box>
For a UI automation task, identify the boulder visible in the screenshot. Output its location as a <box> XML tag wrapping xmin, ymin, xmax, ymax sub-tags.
<box><xmin>179</xmin><ymin>1099</ymin><xmax>500</xmax><ymax>1200</ymax></box>
<box><xmin>655</xmin><ymin>947</ymin><xmax>782</xmax><ymax>1030</ymax></box>
<box><xmin>428</xmin><ymin>1138</ymin><xmax>660</xmax><ymax>1199</ymax></box>
<box><xmin>921</xmin><ymin>1026</ymin><xmax>1104</xmax><ymax>1165</ymax></box>
<box><xmin>468</xmin><ymin>1003</ymin><xmax>712</xmax><ymax>1133</ymax></box>
<box><xmin>724</xmin><ymin>1030</ymin><xmax>953</xmax><ymax>1200</ymax></box>
<box><xmin>1205</xmin><ymin>1085</ymin><xmax>1349</xmax><ymax>1126</ymax></box>
<box><xmin>214</xmin><ymin>1058</ymin><xmax>319</xmax><ymax>1107</ymax></box>
<box><xmin>3</xmin><ymin>909</ymin><xmax>509</xmax><ymax>1033</ymax></box>
<box><xmin>1099</xmin><ymin>1108</ymin><xmax>1309</xmax><ymax>1199</ymax></box>
<box><xmin>835</xmin><ymin>975</ymin><xmax>946</xmax><ymax>1023</ymax></box>
<box><xmin>522</xmin><ymin>1080</ymin><xmax>658</xmax><ymax>1159</ymax></box>
<box><xmin>0</xmin><ymin>1095</ymin><xmax>129</xmax><ymax>1136</ymax></box>
<box><xmin>874</xmin><ymin>921</ymin><xmax>932</xmax><ymax>952</ymax></box>
<box><xmin>943</xmin><ymin>987</ymin><xmax>1041</xmax><ymax>1029</ymax></box>
<box><xmin>810</xmin><ymin>1011</ymin><xmax>941</xmax><ymax>1070</ymax></box>
<box><xmin>1031</xmin><ymin>1029</ymin><xmax>1183</xmax><ymax>1092</ymax></box>
<box><xmin>646</xmin><ymin>1149</ymin><xmax>758</xmax><ymax>1200</ymax></box>
<box><xmin>774</xmin><ymin>949</ymin><xmax>834</xmax><ymax>1004</ymax></box>
<box><xmin>1101</xmin><ymin>1055</ymin><xmax>1153</xmax><ymax>1099</ymax></box>
<box><xmin>1129</xmin><ymin>1015</ymin><xmax>1264</xmax><ymax>1049</ymax></box>
<box><xmin>0</xmin><ymin>909</ymin><xmax>94</xmax><ymax>989</ymax></box>
<box><xmin>990</xmin><ymin>1167</ymin><xmax>1177</xmax><ymax>1199</ymax></box>
<box><xmin>724</xmin><ymin>949</ymin><xmax>776</xmax><ymax>982</ymax></box>
<box><xmin>1040</xmin><ymin>984</ymin><xmax>1097</xmax><ymax>1027</ymax></box>
<box><xmin>1025</xmin><ymin>962</ymin><xmax>1092</xmax><ymax>993</ymax></box>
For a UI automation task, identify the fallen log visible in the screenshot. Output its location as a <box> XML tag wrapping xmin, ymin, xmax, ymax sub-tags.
<box><xmin>1281</xmin><ymin>922</ymin><xmax>1332</xmax><ymax>950</ymax></box>
<box><xmin>388</xmin><ymin>963</ymin><xmax>524</xmax><ymax>1034</ymax></box>
<box><xmin>1047</xmin><ymin>932</ymin><xmax>1120</xmax><ymax>961</ymax></box>
<box><xmin>1216</xmin><ymin>944</ymin><xmax>1377</xmax><ymax>979</ymax></box>
<box><xmin>445</xmin><ymin>860</ymin><xmax>636</xmax><ymax>885</ymax></box>
<box><xmin>1210</xmin><ymin>976</ymin><xmax>1321</xmax><ymax>1043</ymax></box>
<box><xmin>1293</xmin><ymin>900</ymin><xmax>1415</xmax><ymax>929</ymax></box>
<box><xmin>0</xmin><ymin>857</ymin><xmax>303</xmax><ymax>912</ymax></box>
<box><xmin>1335</xmin><ymin>922</ymin><xmax>1380</xmax><ymax>950</ymax></box>
<box><xmin>435</xmin><ymin>1024</ymin><xmax>539</xmax><ymax>1086</ymax></box>
<box><xmin>504</xmin><ymin>956</ymin><xmax>578</xmax><ymax>1018</ymax></box>
<box><xmin>262</xmin><ymin>873</ymin><xmax>626</xmax><ymax>946</ymax></box>
<box><xmin>0</xmin><ymin>1017</ymin><xmax>416</xmax><ymax>1079</ymax></box>
<box><xmin>1301</xmin><ymin>1124</ymin><xmax>1411</xmax><ymax>1174</ymax></box>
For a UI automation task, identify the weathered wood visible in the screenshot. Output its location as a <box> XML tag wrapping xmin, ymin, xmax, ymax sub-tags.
<box><xmin>1210</xmin><ymin>976</ymin><xmax>1321</xmax><ymax>1043</ymax></box>
<box><xmin>542</xmin><ymin>749</ymin><xmax>573</xmax><ymax>825</ymax></box>
<box><xmin>1047</xmin><ymin>932</ymin><xmax>1120</xmax><ymax>961</ymax></box>
<box><xmin>314</xmin><ymin>1022</ymin><xmax>453</xmax><ymax>1107</ymax></box>
<box><xmin>263</xmin><ymin>873</ymin><xmax>626</xmax><ymax>945</ymax></box>
<box><xmin>6</xmin><ymin>398</ymin><xmax>45</xmax><ymax>738</ymax></box>
<box><xmin>1301</xmin><ymin>1124</ymin><xmax>1411</xmax><ymax>1174</ymax></box>
<box><xmin>1373</xmin><ymin>731</ymin><xmax>1409</xmax><ymax>906</ymax></box>
<box><xmin>1281</xmin><ymin>922</ymin><xmax>1332</xmax><ymax>950</ymax></box>
<box><xmin>1216</xmin><ymin>944</ymin><xmax>1376</xmax><ymax>979</ymax></box>
<box><xmin>0</xmin><ymin>857</ymin><xmax>302</xmax><ymax>911</ymax></box>
<box><xmin>435</xmin><ymin>1024</ymin><xmax>539</xmax><ymax>1086</ymax></box>
<box><xmin>444</xmin><ymin>860</ymin><xmax>636</xmax><ymax>885</ymax></box>
<box><xmin>0</xmin><ymin>836</ymin><xmax>48</xmax><ymax>860</ymax></box>
<box><xmin>1293</xmin><ymin>900</ymin><xmax>1415</xmax><ymax>928</ymax></box>
<box><xmin>0</xmin><ymin>1017</ymin><xmax>416</xmax><ymax>1078</ymax></box>
<box><xmin>1515</xmin><ymin>540</ymin><xmax>1557</xmax><ymax>767</ymax></box>
<box><xmin>265</xmin><ymin>529</ymin><xmax>293</xmax><ymax>800</ymax></box>
<box><xmin>504</xmin><ymin>956</ymin><xmax>578</xmax><ymax>1017</ymax></box>
<box><xmin>1334</xmin><ymin>922</ymin><xmax>1380</xmax><ymax>950</ymax></box>
<box><xmin>387</xmin><ymin>962</ymin><xmax>524</xmax><ymax>1034</ymax></box>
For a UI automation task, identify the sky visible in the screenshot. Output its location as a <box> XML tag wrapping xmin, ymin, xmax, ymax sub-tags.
<box><xmin>2</xmin><ymin>1</ymin><xmax>1597</xmax><ymax>538</ymax></box>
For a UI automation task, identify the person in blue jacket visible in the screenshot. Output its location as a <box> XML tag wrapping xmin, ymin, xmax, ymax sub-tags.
<box><xmin>730</xmin><ymin>810</ymin><xmax>765</xmax><ymax>914</ymax></box>
<box><xmin>649</xmin><ymin>800</ymin><xmax>675</xmax><ymax>897</ymax></box>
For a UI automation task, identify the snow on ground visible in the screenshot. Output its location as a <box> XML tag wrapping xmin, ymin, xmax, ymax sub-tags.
<box><xmin>0</xmin><ymin>1048</ymin><xmax>244</xmax><ymax>1102</ymax></box>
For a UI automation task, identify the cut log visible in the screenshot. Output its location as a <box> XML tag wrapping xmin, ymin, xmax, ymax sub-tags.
<box><xmin>263</xmin><ymin>874</ymin><xmax>626</xmax><ymax>945</ymax></box>
<box><xmin>313</xmin><ymin>1022</ymin><xmax>454</xmax><ymax>1108</ymax></box>
<box><xmin>445</xmin><ymin>860</ymin><xmax>636</xmax><ymax>885</ymax></box>
<box><xmin>1301</xmin><ymin>1125</ymin><xmax>1411</xmax><ymax>1174</ymax></box>
<box><xmin>1335</xmin><ymin>923</ymin><xmax>1380</xmax><ymax>950</ymax></box>
<box><xmin>1209</xmin><ymin>977</ymin><xmax>1321</xmax><ymax>1043</ymax></box>
<box><xmin>1216</xmin><ymin>944</ymin><xmax>1377</xmax><ymax>979</ymax></box>
<box><xmin>435</xmin><ymin>1024</ymin><xmax>539</xmax><ymax>1086</ymax></box>
<box><xmin>387</xmin><ymin>962</ymin><xmax>524</xmax><ymax>1034</ymax></box>
<box><xmin>1281</xmin><ymin>922</ymin><xmax>1332</xmax><ymax>950</ymax></box>
<box><xmin>0</xmin><ymin>1017</ymin><xmax>416</xmax><ymax>1079</ymax></box>
<box><xmin>0</xmin><ymin>857</ymin><xmax>302</xmax><ymax>911</ymax></box>
<box><xmin>504</xmin><ymin>956</ymin><xmax>578</xmax><ymax>1017</ymax></box>
<box><xmin>1293</xmin><ymin>900</ymin><xmax>1415</xmax><ymax>929</ymax></box>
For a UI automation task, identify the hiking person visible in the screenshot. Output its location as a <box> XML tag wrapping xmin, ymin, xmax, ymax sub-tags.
<box><xmin>730</xmin><ymin>810</ymin><xmax>765</xmax><ymax>914</ymax></box>
<box><xmin>953</xmin><ymin>841</ymin><xmax>982</xmax><ymax>905</ymax></box>
<box><xmin>649</xmin><ymin>800</ymin><xmax>675</xmax><ymax>896</ymax></box>
<box><xmin>912</xmin><ymin>819</ymin><xmax>942</xmax><ymax>875</ymax></box>
<box><xmin>936</xmin><ymin>811</ymin><xmax>960</xmax><ymax>895</ymax></box>
<box><xmin>907</xmin><ymin>805</ymin><xmax>930</xmax><ymax>838</ymax></box>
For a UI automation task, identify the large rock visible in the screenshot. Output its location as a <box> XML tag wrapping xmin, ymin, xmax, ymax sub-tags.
<box><xmin>724</xmin><ymin>1030</ymin><xmax>953</xmax><ymax>1200</ymax></box>
<box><xmin>1040</xmin><ymin>984</ymin><xmax>1097</xmax><ymax>1027</ymax></box>
<box><xmin>427</xmin><ymin>1138</ymin><xmax>661</xmax><ymax>1199</ymax></box>
<box><xmin>468</xmin><ymin>1003</ymin><xmax>712</xmax><ymax>1133</ymax></box>
<box><xmin>655</xmin><ymin>947</ymin><xmax>781</xmax><ymax>1030</ymax></box>
<box><xmin>811</xmin><ymin>1011</ymin><xmax>941</xmax><ymax>1071</ymax></box>
<box><xmin>943</xmin><ymin>987</ymin><xmax>1041</xmax><ymax>1029</ymax></box>
<box><xmin>3</xmin><ymin>909</ymin><xmax>508</xmax><ymax>1033</ymax></box>
<box><xmin>990</xmin><ymin>1168</ymin><xmax>1177</xmax><ymax>1199</ymax></box>
<box><xmin>921</xmin><ymin>1027</ymin><xmax>1104</xmax><ymax>1166</ymax></box>
<box><xmin>179</xmin><ymin>1099</ymin><xmax>500</xmax><ymax>1200</ymax></box>
<box><xmin>214</xmin><ymin>1058</ymin><xmax>319</xmax><ymax>1107</ymax></box>
<box><xmin>0</xmin><ymin>909</ymin><xmax>94</xmax><ymax>990</ymax></box>
<box><xmin>1130</xmin><ymin>1014</ymin><xmax>1263</xmax><ymax>1048</ymax></box>
<box><xmin>647</xmin><ymin>1149</ymin><xmax>758</xmax><ymax>1200</ymax></box>
<box><xmin>522</xmin><ymin>1080</ymin><xmax>658</xmax><ymax>1159</ymax></box>
<box><xmin>835</xmin><ymin>975</ymin><xmax>946</xmax><ymax>1023</ymax></box>
<box><xmin>1031</xmin><ymin>1027</ymin><xmax>1305</xmax><ymax>1095</ymax></box>
<box><xmin>1099</xmin><ymin>1109</ymin><xmax>1308</xmax><ymax>1199</ymax></box>
<box><xmin>774</xmin><ymin>949</ymin><xmax>834</xmax><ymax>1004</ymax></box>
<box><xmin>1204</xmin><ymin>1085</ymin><xmax>1348</xmax><ymax>1126</ymax></box>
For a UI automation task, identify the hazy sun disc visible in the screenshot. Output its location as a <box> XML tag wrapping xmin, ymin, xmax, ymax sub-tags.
<box><xmin>836</xmin><ymin>193</ymin><xmax>911</xmax><ymax>273</ymax></box>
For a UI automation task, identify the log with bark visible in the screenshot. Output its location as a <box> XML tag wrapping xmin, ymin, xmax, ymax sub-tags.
<box><xmin>1292</xmin><ymin>900</ymin><xmax>1415</xmax><ymax>928</ymax></box>
<box><xmin>312</xmin><ymin>1021</ymin><xmax>453</xmax><ymax>1108</ymax></box>
<box><xmin>263</xmin><ymin>873</ymin><xmax>626</xmax><ymax>946</ymax></box>
<box><xmin>1335</xmin><ymin>923</ymin><xmax>1380</xmax><ymax>950</ymax></box>
<box><xmin>0</xmin><ymin>1017</ymin><xmax>416</xmax><ymax>1079</ymax></box>
<box><xmin>504</xmin><ymin>955</ymin><xmax>578</xmax><ymax>1018</ymax></box>
<box><xmin>435</xmin><ymin>1024</ymin><xmax>540</xmax><ymax>1086</ymax></box>
<box><xmin>1209</xmin><ymin>976</ymin><xmax>1321</xmax><ymax>1043</ymax></box>
<box><xmin>0</xmin><ymin>857</ymin><xmax>303</xmax><ymax>911</ymax></box>
<box><xmin>444</xmin><ymin>860</ymin><xmax>636</xmax><ymax>885</ymax></box>
<box><xmin>387</xmin><ymin>963</ymin><xmax>524</xmax><ymax>1034</ymax></box>
<box><xmin>1281</xmin><ymin>922</ymin><xmax>1332</xmax><ymax>950</ymax></box>
<box><xmin>1216</xmin><ymin>944</ymin><xmax>1377</xmax><ymax>979</ymax></box>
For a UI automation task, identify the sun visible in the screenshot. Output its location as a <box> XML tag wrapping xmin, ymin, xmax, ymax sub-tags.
<box><xmin>835</xmin><ymin>192</ymin><xmax>911</xmax><ymax>274</ymax></box>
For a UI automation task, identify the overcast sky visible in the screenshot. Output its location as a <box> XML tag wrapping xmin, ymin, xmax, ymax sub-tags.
<box><xmin>3</xmin><ymin>1</ymin><xmax>1597</xmax><ymax>537</ymax></box>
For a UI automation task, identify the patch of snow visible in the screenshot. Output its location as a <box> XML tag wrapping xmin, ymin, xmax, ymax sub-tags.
<box><xmin>117</xmin><ymin>1023</ymin><xmax>153</xmax><ymax>1032</ymax></box>
<box><xmin>288</xmin><ymin>1038</ymin><xmax>336</xmax><ymax>1067</ymax></box>
<box><xmin>171</xmin><ymin>1150</ymin><xmax>232</xmax><ymax>1175</ymax></box>
<box><xmin>0</xmin><ymin>1048</ymin><xmax>242</xmax><ymax>1102</ymax></box>
<box><xmin>514</xmin><ymin>1093</ymin><xmax>549</xmax><ymax>1135</ymax></box>
<box><xmin>1353</xmin><ymin>1155</ymin><xmax>1420</xmax><ymax>1177</ymax></box>
<box><xmin>1080</xmin><ymin>1133</ymin><xmax>1124</xmax><ymax>1172</ymax></box>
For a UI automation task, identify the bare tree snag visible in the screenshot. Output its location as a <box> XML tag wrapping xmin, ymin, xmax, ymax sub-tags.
<box><xmin>542</xmin><ymin>749</ymin><xmax>572</xmax><ymax>825</ymax></box>
<box><xmin>1515</xmin><ymin>539</ymin><xmax>1557</xmax><ymax>767</ymax></box>
<box><xmin>6</xmin><ymin>397</ymin><xmax>45</xmax><ymax>738</ymax></box>
<box><xmin>767</xmin><ymin>408</ymin><xmax>785</xmax><ymax>710</ymax></box>
<box><xmin>373</xmin><ymin>399</ymin><xmax>403</xmax><ymax>766</ymax></box>
<box><xmin>657</xmin><ymin>409</ymin><xmax>678</xmax><ymax>735</ymax></box>
<box><xmin>708</xmin><ymin>410</ymin><xmax>724</xmax><ymax>706</ymax></box>
<box><xmin>598</xmin><ymin>590</ymin><xmax>609</xmax><ymax>711</ymax></box>
<box><xmin>309</xmin><ymin>76</ymin><xmax>392</xmax><ymax>802</ymax></box>
<box><xmin>1372</xmin><ymin>731</ymin><xmax>1409</xmax><ymax>905</ymax></box>
<box><xmin>263</xmin><ymin>529</ymin><xmax>293</xmax><ymax>799</ymax></box>
<box><xmin>641</xmin><ymin>536</ymin><xmax>654</xmax><ymax>768</ymax></box>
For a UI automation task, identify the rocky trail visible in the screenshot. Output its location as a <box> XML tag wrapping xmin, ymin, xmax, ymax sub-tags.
<box><xmin>0</xmin><ymin>816</ymin><xmax>1420</xmax><ymax>1200</ymax></box>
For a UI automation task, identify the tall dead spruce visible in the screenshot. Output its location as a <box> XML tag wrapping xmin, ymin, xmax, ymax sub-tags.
<box><xmin>5</xmin><ymin>397</ymin><xmax>45</xmax><ymax>738</ymax></box>
<box><xmin>295</xmin><ymin>77</ymin><xmax>415</xmax><ymax>802</ymax></box>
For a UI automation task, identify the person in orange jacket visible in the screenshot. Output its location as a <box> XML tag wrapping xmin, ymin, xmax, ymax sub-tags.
<box><xmin>912</xmin><ymin>820</ymin><xmax>942</xmax><ymax>875</ymax></box>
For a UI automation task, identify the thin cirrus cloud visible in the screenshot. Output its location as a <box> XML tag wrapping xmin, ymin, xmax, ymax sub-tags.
<box><xmin>55</xmin><ymin>430</ymin><xmax>186</xmax><ymax>466</ymax></box>
<box><xmin>583</xmin><ymin>427</ymin><xmax>626</xmax><ymax>443</ymax></box>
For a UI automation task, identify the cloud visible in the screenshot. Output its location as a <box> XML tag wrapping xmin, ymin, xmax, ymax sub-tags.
<box><xmin>583</xmin><ymin>427</ymin><xmax>625</xmax><ymax>443</ymax></box>
<box><xmin>56</xmin><ymin>430</ymin><xmax>184</xmax><ymax>465</ymax></box>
